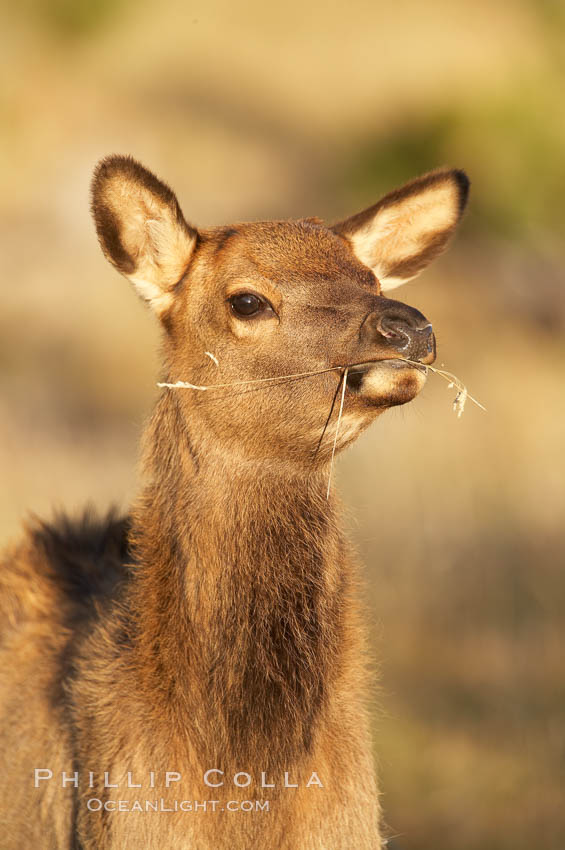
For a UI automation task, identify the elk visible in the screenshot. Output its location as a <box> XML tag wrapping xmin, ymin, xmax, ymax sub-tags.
<box><xmin>0</xmin><ymin>156</ymin><xmax>468</xmax><ymax>849</ymax></box>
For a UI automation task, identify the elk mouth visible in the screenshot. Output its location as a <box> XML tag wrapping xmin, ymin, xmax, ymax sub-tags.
<box><xmin>346</xmin><ymin>358</ymin><xmax>426</xmax><ymax>390</ymax></box>
<box><xmin>345</xmin><ymin>358</ymin><xmax>428</xmax><ymax>406</ymax></box>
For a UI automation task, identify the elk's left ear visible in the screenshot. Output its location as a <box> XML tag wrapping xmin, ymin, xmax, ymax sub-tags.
<box><xmin>332</xmin><ymin>169</ymin><xmax>469</xmax><ymax>291</ymax></box>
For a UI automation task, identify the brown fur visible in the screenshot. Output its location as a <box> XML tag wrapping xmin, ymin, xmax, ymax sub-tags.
<box><xmin>0</xmin><ymin>156</ymin><xmax>468</xmax><ymax>849</ymax></box>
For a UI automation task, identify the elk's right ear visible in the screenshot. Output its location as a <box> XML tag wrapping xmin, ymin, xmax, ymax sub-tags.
<box><xmin>91</xmin><ymin>155</ymin><xmax>197</xmax><ymax>315</ymax></box>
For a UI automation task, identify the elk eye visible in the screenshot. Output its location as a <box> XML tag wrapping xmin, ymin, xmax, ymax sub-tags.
<box><xmin>229</xmin><ymin>292</ymin><xmax>270</xmax><ymax>318</ymax></box>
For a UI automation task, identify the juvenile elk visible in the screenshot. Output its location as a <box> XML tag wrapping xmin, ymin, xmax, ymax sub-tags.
<box><xmin>0</xmin><ymin>156</ymin><xmax>468</xmax><ymax>849</ymax></box>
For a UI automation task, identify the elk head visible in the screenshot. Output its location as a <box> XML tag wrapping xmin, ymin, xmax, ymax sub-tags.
<box><xmin>91</xmin><ymin>156</ymin><xmax>468</xmax><ymax>465</ymax></box>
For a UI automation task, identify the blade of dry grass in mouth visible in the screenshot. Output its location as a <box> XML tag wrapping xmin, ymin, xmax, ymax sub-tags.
<box><xmin>157</xmin><ymin>365</ymin><xmax>342</xmax><ymax>392</ymax></box>
<box><xmin>158</xmin><ymin>359</ymin><xmax>485</xmax><ymax>417</ymax></box>
<box><xmin>401</xmin><ymin>359</ymin><xmax>486</xmax><ymax>417</ymax></box>
<box><xmin>159</xmin><ymin>360</ymin><xmax>484</xmax><ymax>499</ymax></box>
<box><xmin>326</xmin><ymin>368</ymin><xmax>349</xmax><ymax>499</ymax></box>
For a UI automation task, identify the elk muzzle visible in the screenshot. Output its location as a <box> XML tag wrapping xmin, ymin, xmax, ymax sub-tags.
<box><xmin>360</xmin><ymin>299</ymin><xmax>436</xmax><ymax>365</ymax></box>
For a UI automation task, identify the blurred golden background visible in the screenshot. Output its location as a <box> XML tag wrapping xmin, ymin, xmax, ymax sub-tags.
<box><xmin>1</xmin><ymin>1</ymin><xmax>564</xmax><ymax>847</ymax></box>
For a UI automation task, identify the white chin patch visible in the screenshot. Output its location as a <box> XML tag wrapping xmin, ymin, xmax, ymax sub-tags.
<box><xmin>359</xmin><ymin>362</ymin><xmax>427</xmax><ymax>403</ymax></box>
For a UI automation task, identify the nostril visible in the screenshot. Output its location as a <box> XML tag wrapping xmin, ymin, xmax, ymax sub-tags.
<box><xmin>360</xmin><ymin>307</ymin><xmax>435</xmax><ymax>362</ymax></box>
<box><xmin>376</xmin><ymin>314</ymin><xmax>412</xmax><ymax>350</ymax></box>
<box><xmin>374</xmin><ymin>311</ymin><xmax>435</xmax><ymax>362</ymax></box>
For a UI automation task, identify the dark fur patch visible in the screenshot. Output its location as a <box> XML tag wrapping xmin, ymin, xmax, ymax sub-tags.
<box><xmin>92</xmin><ymin>155</ymin><xmax>182</xmax><ymax>224</ymax></box>
<box><xmin>29</xmin><ymin>508</ymin><xmax>131</xmax><ymax>608</ymax></box>
<box><xmin>213</xmin><ymin>226</ymin><xmax>239</xmax><ymax>254</ymax></box>
<box><xmin>91</xmin><ymin>203</ymin><xmax>135</xmax><ymax>276</ymax></box>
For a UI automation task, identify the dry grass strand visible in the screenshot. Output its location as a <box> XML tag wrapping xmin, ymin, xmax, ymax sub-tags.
<box><xmin>158</xmin><ymin>359</ymin><xmax>485</xmax><ymax>418</ymax></box>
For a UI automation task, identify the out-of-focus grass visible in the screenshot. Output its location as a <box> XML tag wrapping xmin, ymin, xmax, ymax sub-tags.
<box><xmin>340</xmin><ymin>280</ymin><xmax>565</xmax><ymax>849</ymax></box>
<box><xmin>21</xmin><ymin>0</ymin><xmax>126</xmax><ymax>38</ymax></box>
<box><xmin>1</xmin><ymin>2</ymin><xmax>564</xmax><ymax>848</ymax></box>
<box><xmin>336</xmin><ymin>90</ymin><xmax>565</xmax><ymax>243</ymax></box>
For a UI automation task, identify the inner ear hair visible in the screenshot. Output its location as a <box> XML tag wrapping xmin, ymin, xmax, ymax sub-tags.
<box><xmin>91</xmin><ymin>155</ymin><xmax>197</xmax><ymax>313</ymax></box>
<box><xmin>332</xmin><ymin>168</ymin><xmax>470</xmax><ymax>288</ymax></box>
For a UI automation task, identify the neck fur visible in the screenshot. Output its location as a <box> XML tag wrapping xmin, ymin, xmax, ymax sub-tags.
<box><xmin>128</xmin><ymin>393</ymin><xmax>352</xmax><ymax>772</ymax></box>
